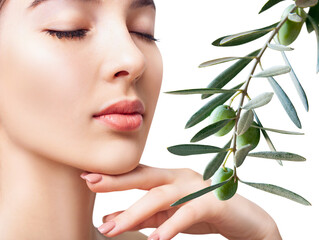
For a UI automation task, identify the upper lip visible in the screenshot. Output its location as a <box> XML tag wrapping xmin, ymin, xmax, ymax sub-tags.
<box><xmin>93</xmin><ymin>99</ymin><xmax>145</xmax><ymax>117</ymax></box>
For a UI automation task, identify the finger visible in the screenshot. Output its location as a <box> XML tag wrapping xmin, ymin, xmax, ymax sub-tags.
<box><xmin>98</xmin><ymin>186</ymin><xmax>182</xmax><ymax>237</ymax></box>
<box><xmin>102</xmin><ymin>204</ymin><xmax>209</xmax><ymax>232</ymax></box>
<box><xmin>102</xmin><ymin>211</ymin><xmax>123</xmax><ymax>223</ymax></box>
<box><xmin>82</xmin><ymin>165</ymin><xmax>174</xmax><ymax>193</ymax></box>
<box><xmin>148</xmin><ymin>204</ymin><xmax>208</xmax><ymax>240</ymax></box>
<box><xmin>125</xmin><ymin>208</ymin><xmax>179</xmax><ymax>231</ymax></box>
<box><xmin>148</xmin><ymin>193</ymin><xmax>223</xmax><ymax>239</ymax></box>
<box><xmin>103</xmin><ymin>209</ymin><xmax>177</xmax><ymax>231</ymax></box>
<box><xmin>130</xmin><ymin>194</ymin><xmax>223</xmax><ymax>234</ymax></box>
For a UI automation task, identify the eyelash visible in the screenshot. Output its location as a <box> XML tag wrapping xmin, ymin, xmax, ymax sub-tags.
<box><xmin>45</xmin><ymin>29</ymin><xmax>89</xmax><ymax>40</ymax></box>
<box><xmin>130</xmin><ymin>31</ymin><xmax>159</xmax><ymax>42</ymax></box>
<box><xmin>45</xmin><ymin>29</ymin><xmax>158</xmax><ymax>42</ymax></box>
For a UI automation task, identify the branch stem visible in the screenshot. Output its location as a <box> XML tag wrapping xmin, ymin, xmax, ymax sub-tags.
<box><xmin>231</xmin><ymin>6</ymin><xmax>297</xmax><ymax>174</ymax></box>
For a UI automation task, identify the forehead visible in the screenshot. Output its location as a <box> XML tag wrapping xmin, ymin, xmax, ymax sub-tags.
<box><xmin>27</xmin><ymin>0</ymin><xmax>155</xmax><ymax>10</ymax></box>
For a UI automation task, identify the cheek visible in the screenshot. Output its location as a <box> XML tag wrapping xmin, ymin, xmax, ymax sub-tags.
<box><xmin>139</xmin><ymin>47</ymin><xmax>163</xmax><ymax>122</ymax></box>
<box><xmin>0</xmin><ymin>28</ymin><xmax>92</xmax><ymax>157</ymax></box>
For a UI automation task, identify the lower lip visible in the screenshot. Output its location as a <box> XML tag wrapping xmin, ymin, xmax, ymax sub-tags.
<box><xmin>93</xmin><ymin>113</ymin><xmax>143</xmax><ymax>131</ymax></box>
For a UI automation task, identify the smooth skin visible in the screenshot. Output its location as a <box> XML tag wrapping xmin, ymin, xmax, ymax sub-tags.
<box><xmin>0</xmin><ymin>0</ymin><xmax>281</xmax><ymax>239</ymax></box>
<box><xmin>0</xmin><ymin>0</ymin><xmax>161</xmax><ymax>239</ymax></box>
<box><xmin>82</xmin><ymin>165</ymin><xmax>282</xmax><ymax>240</ymax></box>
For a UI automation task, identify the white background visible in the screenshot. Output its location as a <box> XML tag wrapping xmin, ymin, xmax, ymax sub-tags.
<box><xmin>94</xmin><ymin>1</ymin><xmax>319</xmax><ymax>239</ymax></box>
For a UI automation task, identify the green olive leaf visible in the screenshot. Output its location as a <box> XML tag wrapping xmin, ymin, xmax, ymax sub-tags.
<box><xmin>240</xmin><ymin>180</ymin><xmax>311</xmax><ymax>206</ymax></box>
<box><xmin>165</xmin><ymin>88</ymin><xmax>238</xmax><ymax>95</ymax></box>
<box><xmin>235</xmin><ymin>144</ymin><xmax>253</xmax><ymax>167</ymax></box>
<box><xmin>281</xmin><ymin>51</ymin><xmax>309</xmax><ymax>111</ymax></box>
<box><xmin>203</xmin><ymin>140</ymin><xmax>232</xmax><ymax>180</ymax></box>
<box><xmin>253</xmin><ymin>112</ymin><xmax>276</xmax><ymax>150</ymax></box>
<box><xmin>237</xmin><ymin>110</ymin><xmax>254</xmax><ymax>136</ymax></box>
<box><xmin>191</xmin><ymin>119</ymin><xmax>233</xmax><ymax>143</ymax></box>
<box><xmin>252</xmin><ymin>65</ymin><xmax>291</xmax><ymax>78</ymax></box>
<box><xmin>212</xmin><ymin>22</ymin><xmax>279</xmax><ymax>47</ymax></box>
<box><xmin>267</xmin><ymin>77</ymin><xmax>302</xmax><ymax>129</ymax></box>
<box><xmin>306</xmin><ymin>3</ymin><xmax>319</xmax><ymax>33</ymax></box>
<box><xmin>253</xmin><ymin>111</ymin><xmax>282</xmax><ymax>166</ymax></box>
<box><xmin>296</xmin><ymin>0</ymin><xmax>318</xmax><ymax>8</ymax></box>
<box><xmin>306</xmin><ymin>13</ymin><xmax>319</xmax><ymax>73</ymax></box>
<box><xmin>167</xmin><ymin>144</ymin><xmax>228</xmax><ymax>156</ymax></box>
<box><xmin>267</xmin><ymin>43</ymin><xmax>294</xmax><ymax>51</ymax></box>
<box><xmin>199</xmin><ymin>56</ymin><xmax>254</xmax><ymax>68</ymax></box>
<box><xmin>242</xmin><ymin>92</ymin><xmax>274</xmax><ymax>110</ymax></box>
<box><xmin>186</xmin><ymin>82</ymin><xmax>244</xmax><ymax>129</ymax></box>
<box><xmin>259</xmin><ymin>0</ymin><xmax>287</xmax><ymax>14</ymax></box>
<box><xmin>171</xmin><ymin>179</ymin><xmax>230</xmax><ymax>207</ymax></box>
<box><xmin>248</xmin><ymin>151</ymin><xmax>306</xmax><ymax>161</ymax></box>
<box><xmin>202</xmin><ymin>49</ymin><xmax>260</xmax><ymax>99</ymax></box>
<box><xmin>250</xmin><ymin>125</ymin><xmax>304</xmax><ymax>135</ymax></box>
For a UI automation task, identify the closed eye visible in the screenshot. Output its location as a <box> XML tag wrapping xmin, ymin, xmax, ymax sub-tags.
<box><xmin>130</xmin><ymin>31</ymin><xmax>158</xmax><ymax>42</ymax></box>
<box><xmin>44</xmin><ymin>29</ymin><xmax>89</xmax><ymax>40</ymax></box>
<box><xmin>44</xmin><ymin>29</ymin><xmax>158</xmax><ymax>43</ymax></box>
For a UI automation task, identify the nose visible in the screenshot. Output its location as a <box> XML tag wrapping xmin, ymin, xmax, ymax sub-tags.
<box><xmin>99</xmin><ymin>30</ymin><xmax>146</xmax><ymax>85</ymax></box>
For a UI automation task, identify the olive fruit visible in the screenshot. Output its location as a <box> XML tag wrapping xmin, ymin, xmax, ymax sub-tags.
<box><xmin>236</xmin><ymin>121</ymin><xmax>260</xmax><ymax>150</ymax></box>
<box><xmin>209</xmin><ymin>105</ymin><xmax>236</xmax><ymax>136</ymax></box>
<box><xmin>278</xmin><ymin>5</ymin><xmax>307</xmax><ymax>46</ymax></box>
<box><xmin>212</xmin><ymin>167</ymin><xmax>238</xmax><ymax>201</ymax></box>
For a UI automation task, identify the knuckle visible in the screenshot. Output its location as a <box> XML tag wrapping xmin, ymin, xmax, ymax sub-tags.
<box><xmin>205</xmin><ymin>195</ymin><xmax>227</xmax><ymax>221</ymax></box>
<box><xmin>177</xmin><ymin>168</ymin><xmax>203</xmax><ymax>180</ymax></box>
<box><xmin>148</xmin><ymin>187</ymin><xmax>167</xmax><ymax>198</ymax></box>
<box><xmin>171</xmin><ymin>168</ymin><xmax>211</xmax><ymax>190</ymax></box>
<box><xmin>181</xmin><ymin>204</ymin><xmax>199</xmax><ymax>220</ymax></box>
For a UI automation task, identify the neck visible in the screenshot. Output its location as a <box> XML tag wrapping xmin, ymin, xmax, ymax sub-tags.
<box><xmin>0</xmin><ymin>133</ymin><xmax>98</xmax><ymax>240</ymax></box>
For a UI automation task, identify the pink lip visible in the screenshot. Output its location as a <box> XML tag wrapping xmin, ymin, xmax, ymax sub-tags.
<box><xmin>93</xmin><ymin>99</ymin><xmax>145</xmax><ymax>131</ymax></box>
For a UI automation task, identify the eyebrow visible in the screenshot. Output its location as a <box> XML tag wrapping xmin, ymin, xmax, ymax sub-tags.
<box><xmin>28</xmin><ymin>0</ymin><xmax>155</xmax><ymax>10</ymax></box>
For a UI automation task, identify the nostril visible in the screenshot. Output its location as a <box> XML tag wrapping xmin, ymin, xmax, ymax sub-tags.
<box><xmin>114</xmin><ymin>71</ymin><xmax>129</xmax><ymax>78</ymax></box>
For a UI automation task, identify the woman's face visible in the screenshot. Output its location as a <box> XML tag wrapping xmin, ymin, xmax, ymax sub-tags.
<box><xmin>0</xmin><ymin>0</ymin><xmax>162</xmax><ymax>174</ymax></box>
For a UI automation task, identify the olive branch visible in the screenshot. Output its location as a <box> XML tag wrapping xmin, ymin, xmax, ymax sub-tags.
<box><xmin>166</xmin><ymin>0</ymin><xmax>318</xmax><ymax>207</ymax></box>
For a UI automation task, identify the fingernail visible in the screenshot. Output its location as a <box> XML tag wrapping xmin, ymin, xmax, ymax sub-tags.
<box><xmin>83</xmin><ymin>174</ymin><xmax>102</xmax><ymax>184</ymax></box>
<box><xmin>98</xmin><ymin>221</ymin><xmax>116</xmax><ymax>234</ymax></box>
<box><xmin>80</xmin><ymin>172</ymin><xmax>89</xmax><ymax>179</ymax></box>
<box><xmin>148</xmin><ymin>234</ymin><xmax>160</xmax><ymax>240</ymax></box>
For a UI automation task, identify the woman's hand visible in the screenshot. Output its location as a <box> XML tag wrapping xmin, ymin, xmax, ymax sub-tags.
<box><xmin>81</xmin><ymin>165</ymin><xmax>281</xmax><ymax>240</ymax></box>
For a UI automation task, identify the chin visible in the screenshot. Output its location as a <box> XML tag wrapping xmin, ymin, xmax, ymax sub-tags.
<box><xmin>90</xmin><ymin>156</ymin><xmax>140</xmax><ymax>175</ymax></box>
<box><xmin>81</xmin><ymin>142</ymin><xmax>144</xmax><ymax>175</ymax></box>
